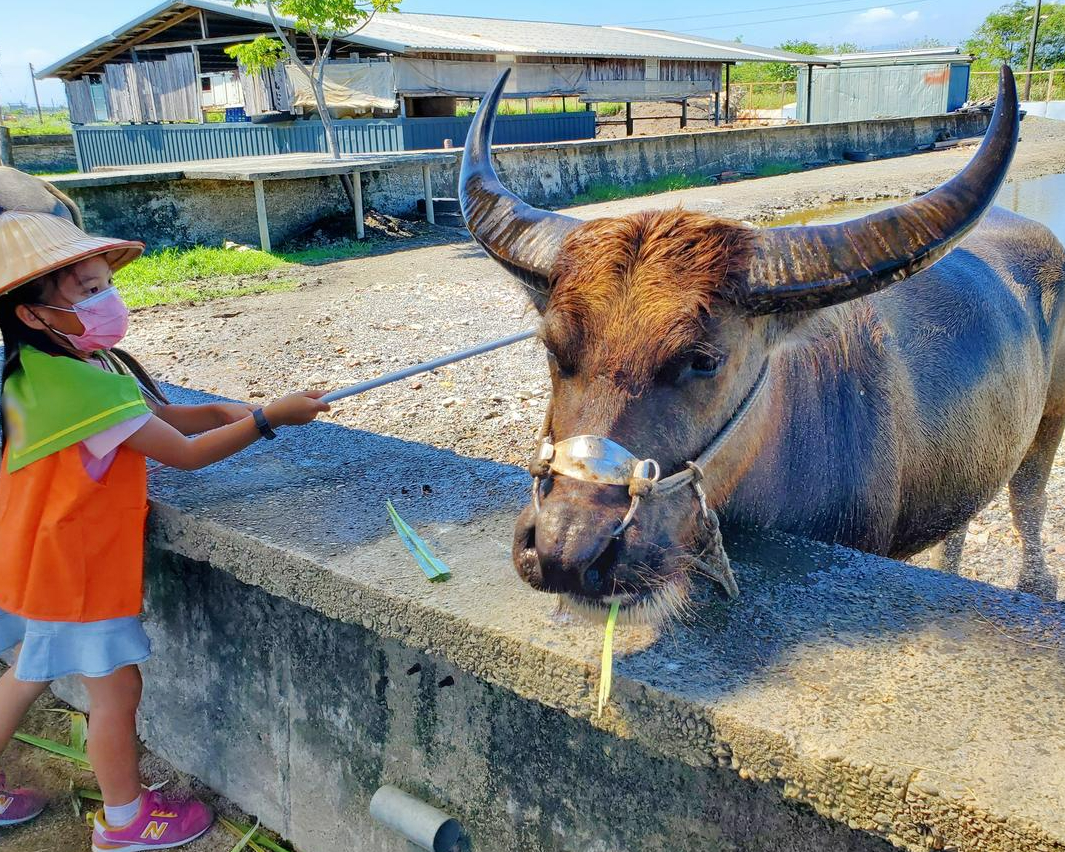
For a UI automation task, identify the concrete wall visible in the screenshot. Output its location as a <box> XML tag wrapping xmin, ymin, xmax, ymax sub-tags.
<box><xmin>51</xmin><ymin>110</ymin><xmax>992</xmax><ymax>250</ymax></box>
<box><xmin>8</xmin><ymin>133</ymin><xmax>77</xmax><ymax>174</ymax></box>
<box><xmin>46</xmin><ymin>386</ymin><xmax>1065</xmax><ymax>852</ymax></box>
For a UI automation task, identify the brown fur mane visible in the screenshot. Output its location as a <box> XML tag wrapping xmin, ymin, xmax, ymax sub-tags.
<box><xmin>544</xmin><ymin>209</ymin><xmax>754</xmax><ymax>387</ymax></box>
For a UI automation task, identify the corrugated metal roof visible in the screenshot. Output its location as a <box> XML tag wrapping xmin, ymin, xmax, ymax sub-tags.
<box><xmin>607</xmin><ymin>28</ymin><xmax>833</xmax><ymax>64</ymax></box>
<box><xmin>38</xmin><ymin>0</ymin><xmax>826</xmax><ymax>79</ymax></box>
<box><xmin>821</xmin><ymin>47</ymin><xmax>973</xmax><ymax>66</ymax></box>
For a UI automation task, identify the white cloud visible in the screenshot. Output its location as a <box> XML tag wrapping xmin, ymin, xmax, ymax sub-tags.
<box><xmin>846</xmin><ymin>5</ymin><xmax>924</xmax><ymax>37</ymax></box>
<box><xmin>857</xmin><ymin>7</ymin><xmax>899</xmax><ymax>24</ymax></box>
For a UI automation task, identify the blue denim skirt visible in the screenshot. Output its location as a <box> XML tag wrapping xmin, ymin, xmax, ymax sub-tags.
<box><xmin>0</xmin><ymin>608</ymin><xmax>151</xmax><ymax>682</ymax></box>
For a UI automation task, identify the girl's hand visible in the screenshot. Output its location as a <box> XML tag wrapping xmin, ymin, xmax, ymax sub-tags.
<box><xmin>212</xmin><ymin>402</ymin><xmax>257</xmax><ymax>427</ymax></box>
<box><xmin>263</xmin><ymin>392</ymin><xmax>330</xmax><ymax>428</ymax></box>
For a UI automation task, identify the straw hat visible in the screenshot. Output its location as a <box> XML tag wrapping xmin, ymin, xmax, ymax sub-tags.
<box><xmin>0</xmin><ymin>211</ymin><xmax>144</xmax><ymax>297</ymax></box>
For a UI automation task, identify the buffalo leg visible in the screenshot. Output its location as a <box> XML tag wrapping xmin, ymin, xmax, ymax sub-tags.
<box><xmin>928</xmin><ymin>527</ymin><xmax>967</xmax><ymax>574</ymax></box>
<box><xmin>1008</xmin><ymin>410</ymin><xmax>1064</xmax><ymax>599</ymax></box>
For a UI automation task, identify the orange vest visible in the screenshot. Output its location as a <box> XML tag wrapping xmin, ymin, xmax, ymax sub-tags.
<box><xmin>0</xmin><ymin>444</ymin><xmax>148</xmax><ymax>622</ymax></box>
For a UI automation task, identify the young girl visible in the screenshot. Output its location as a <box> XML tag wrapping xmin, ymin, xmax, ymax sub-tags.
<box><xmin>0</xmin><ymin>210</ymin><xmax>329</xmax><ymax>851</ymax></box>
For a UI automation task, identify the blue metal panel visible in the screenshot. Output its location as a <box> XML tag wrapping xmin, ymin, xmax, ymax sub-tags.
<box><xmin>400</xmin><ymin>112</ymin><xmax>595</xmax><ymax>150</ymax></box>
<box><xmin>72</xmin><ymin>112</ymin><xmax>594</xmax><ymax>171</ymax></box>
<box><xmin>948</xmin><ymin>64</ymin><xmax>971</xmax><ymax>111</ymax></box>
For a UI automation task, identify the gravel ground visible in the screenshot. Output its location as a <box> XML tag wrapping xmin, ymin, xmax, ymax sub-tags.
<box><xmin>121</xmin><ymin>117</ymin><xmax>1065</xmax><ymax>601</ymax></box>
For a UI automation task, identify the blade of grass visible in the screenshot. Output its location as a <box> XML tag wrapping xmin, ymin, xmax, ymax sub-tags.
<box><xmin>14</xmin><ymin>731</ymin><xmax>91</xmax><ymax>769</ymax></box>
<box><xmin>46</xmin><ymin>708</ymin><xmax>89</xmax><ymax>751</ymax></box>
<box><xmin>386</xmin><ymin>501</ymin><xmax>451</xmax><ymax>581</ymax></box>
<box><xmin>219</xmin><ymin>816</ymin><xmax>291</xmax><ymax>852</ymax></box>
<box><xmin>387</xmin><ymin>501</ymin><xmax>440</xmax><ymax>580</ymax></box>
<box><xmin>70</xmin><ymin>712</ymin><xmax>88</xmax><ymax>752</ymax></box>
<box><xmin>76</xmin><ymin>787</ymin><xmax>104</xmax><ymax>802</ymax></box>
<box><xmin>218</xmin><ymin>817</ymin><xmax>269</xmax><ymax>852</ymax></box>
<box><xmin>597</xmin><ymin>601</ymin><xmax>621</xmax><ymax>718</ymax></box>
<box><xmin>228</xmin><ymin>817</ymin><xmax>261</xmax><ymax>852</ymax></box>
<box><xmin>387</xmin><ymin>502</ymin><xmax>451</xmax><ymax>580</ymax></box>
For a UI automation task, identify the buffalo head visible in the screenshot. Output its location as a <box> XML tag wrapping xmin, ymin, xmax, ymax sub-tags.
<box><xmin>460</xmin><ymin>68</ymin><xmax>1019</xmax><ymax>622</ymax></box>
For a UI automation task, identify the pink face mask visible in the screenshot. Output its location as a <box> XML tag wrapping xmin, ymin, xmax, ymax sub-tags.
<box><xmin>39</xmin><ymin>288</ymin><xmax>130</xmax><ymax>352</ymax></box>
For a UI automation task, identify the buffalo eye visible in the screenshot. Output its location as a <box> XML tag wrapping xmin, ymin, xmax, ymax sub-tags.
<box><xmin>545</xmin><ymin>348</ymin><xmax>575</xmax><ymax>379</ymax></box>
<box><xmin>690</xmin><ymin>351</ymin><xmax>725</xmax><ymax>378</ymax></box>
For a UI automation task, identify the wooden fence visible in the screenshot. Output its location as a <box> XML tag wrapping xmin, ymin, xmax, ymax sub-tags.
<box><xmin>969</xmin><ymin>69</ymin><xmax>1063</xmax><ymax>103</ymax></box>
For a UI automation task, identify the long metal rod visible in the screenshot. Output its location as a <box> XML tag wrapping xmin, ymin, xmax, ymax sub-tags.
<box><xmin>321</xmin><ymin>328</ymin><xmax>538</xmax><ymax>404</ymax></box>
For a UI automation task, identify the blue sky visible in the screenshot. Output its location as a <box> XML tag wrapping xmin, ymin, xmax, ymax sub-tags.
<box><xmin>1</xmin><ymin>0</ymin><xmax>1004</xmax><ymax>106</ymax></box>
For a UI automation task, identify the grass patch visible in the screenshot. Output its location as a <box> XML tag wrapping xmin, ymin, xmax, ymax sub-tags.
<box><xmin>280</xmin><ymin>239</ymin><xmax>376</xmax><ymax>264</ymax></box>
<box><xmin>115</xmin><ymin>246</ymin><xmax>293</xmax><ymax>307</ymax></box>
<box><xmin>754</xmin><ymin>161</ymin><xmax>804</xmax><ymax>178</ymax></box>
<box><xmin>111</xmin><ymin>240</ymin><xmax>380</xmax><ymax>308</ymax></box>
<box><xmin>2</xmin><ymin>110</ymin><xmax>72</xmax><ymax>136</ymax></box>
<box><xmin>120</xmin><ymin>276</ymin><xmax>297</xmax><ymax>309</ymax></box>
<box><xmin>571</xmin><ymin>172</ymin><xmax>716</xmax><ymax>205</ymax></box>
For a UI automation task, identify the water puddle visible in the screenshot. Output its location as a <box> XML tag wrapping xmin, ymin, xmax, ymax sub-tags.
<box><xmin>769</xmin><ymin>172</ymin><xmax>1065</xmax><ymax>242</ymax></box>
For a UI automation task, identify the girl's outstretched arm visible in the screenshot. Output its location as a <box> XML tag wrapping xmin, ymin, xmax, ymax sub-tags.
<box><xmin>124</xmin><ymin>392</ymin><xmax>328</xmax><ymax>470</ymax></box>
<box><xmin>153</xmin><ymin>402</ymin><xmax>257</xmax><ymax>436</ymax></box>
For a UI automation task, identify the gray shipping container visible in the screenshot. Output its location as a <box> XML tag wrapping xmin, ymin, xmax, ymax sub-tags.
<box><xmin>797</xmin><ymin>49</ymin><xmax>972</xmax><ymax>124</ymax></box>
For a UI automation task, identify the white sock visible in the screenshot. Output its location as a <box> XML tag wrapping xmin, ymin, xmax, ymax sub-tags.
<box><xmin>104</xmin><ymin>795</ymin><xmax>142</xmax><ymax>827</ymax></box>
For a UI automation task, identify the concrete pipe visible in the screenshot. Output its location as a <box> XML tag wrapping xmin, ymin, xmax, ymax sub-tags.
<box><xmin>369</xmin><ymin>785</ymin><xmax>463</xmax><ymax>852</ymax></box>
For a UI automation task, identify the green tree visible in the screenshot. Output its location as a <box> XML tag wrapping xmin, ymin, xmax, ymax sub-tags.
<box><xmin>740</xmin><ymin>40</ymin><xmax>861</xmax><ymax>83</ymax></box>
<box><xmin>964</xmin><ymin>1</ymin><xmax>1065</xmax><ymax>70</ymax></box>
<box><xmin>226</xmin><ymin>0</ymin><xmax>400</xmax><ymax>160</ymax></box>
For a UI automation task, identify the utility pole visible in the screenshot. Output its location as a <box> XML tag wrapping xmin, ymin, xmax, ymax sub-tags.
<box><xmin>28</xmin><ymin>63</ymin><xmax>43</xmax><ymax>123</ymax></box>
<box><xmin>1024</xmin><ymin>0</ymin><xmax>1043</xmax><ymax>100</ymax></box>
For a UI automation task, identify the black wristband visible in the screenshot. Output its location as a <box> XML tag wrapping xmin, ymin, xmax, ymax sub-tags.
<box><xmin>253</xmin><ymin>408</ymin><xmax>277</xmax><ymax>440</ymax></box>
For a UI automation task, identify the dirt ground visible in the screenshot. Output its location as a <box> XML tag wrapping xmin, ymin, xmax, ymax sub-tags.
<box><xmin>4</xmin><ymin>116</ymin><xmax>1065</xmax><ymax>852</ymax></box>
<box><xmin>0</xmin><ymin>673</ymin><xmax>264</xmax><ymax>852</ymax></box>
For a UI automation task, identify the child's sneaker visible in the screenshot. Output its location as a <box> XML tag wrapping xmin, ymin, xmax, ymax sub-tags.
<box><xmin>0</xmin><ymin>773</ymin><xmax>46</xmax><ymax>826</ymax></box>
<box><xmin>91</xmin><ymin>790</ymin><xmax>212</xmax><ymax>851</ymax></box>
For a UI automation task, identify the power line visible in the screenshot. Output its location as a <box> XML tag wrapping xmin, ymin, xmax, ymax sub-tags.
<box><xmin>615</xmin><ymin>0</ymin><xmax>906</xmax><ymax>26</ymax></box>
<box><xmin>677</xmin><ymin>0</ymin><xmax>931</xmax><ymax>32</ymax></box>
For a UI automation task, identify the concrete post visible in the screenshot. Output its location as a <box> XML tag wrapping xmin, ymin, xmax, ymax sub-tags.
<box><xmin>680</xmin><ymin>100</ymin><xmax>687</xmax><ymax>129</ymax></box>
<box><xmin>352</xmin><ymin>171</ymin><xmax>364</xmax><ymax>240</ymax></box>
<box><xmin>422</xmin><ymin>164</ymin><xmax>434</xmax><ymax>225</ymax></box>
<box><xmin>625</xmin><ymin>102</ymin><xmax>633</xmax><ymax>136</ymax></box>
<box><xmin>253</xmin><ymin>179</ymin><xmax>271</xmax><ymax>252</ymax></box>
<box><xmin>714</xmin><ymin>92</ymin><xmax>720</xmax><ymax>126</ymax></box>
<box><xmin>0</xmin><ymin>126</ymin><xmax>12</xmax><ymax>167</ymax></box>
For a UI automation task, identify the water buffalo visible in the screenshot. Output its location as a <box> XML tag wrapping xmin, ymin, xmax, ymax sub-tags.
<box><xmin>460</xmin><ymin>67</ymin><xmax>1065</xmax><ymax>619</ymax></box>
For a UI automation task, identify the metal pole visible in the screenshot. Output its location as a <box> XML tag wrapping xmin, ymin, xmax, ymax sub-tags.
<box><xmin>29</xmin><ymin>63</ymin><xmax>43</xmax><ymax>123</ymax></box>
<box><xmin>714</xmin><ymin>91</ymin><xmax>720</xmax><ymax>126</ymax></box>
<box><xmin>724</xmin><ymin>63</ymin><xmax>730</xmax><ymax>124</ymax></box>
<box><xmin>1024</xmin><ymin>0</ymin><xmax>1042</xmax><ymax>100</ymax></box>
<box><xmin>625</xmin><ymin>101</ymin><xmax>633</xmax><ymax>135</ymax></box>
<box><xmin>680</xmin><ymin>99</ymin><xmax>687</xmax><ymax>129</ymax></box>
<box><xmin>805</xmin><ymin>65</ymin><xmax>814</xmax><ymax>123</ymax></box>
<box><xmin>321</xmin><ymin>329</ymin><xmax>537</xmax><ymax>404</ymax></box>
